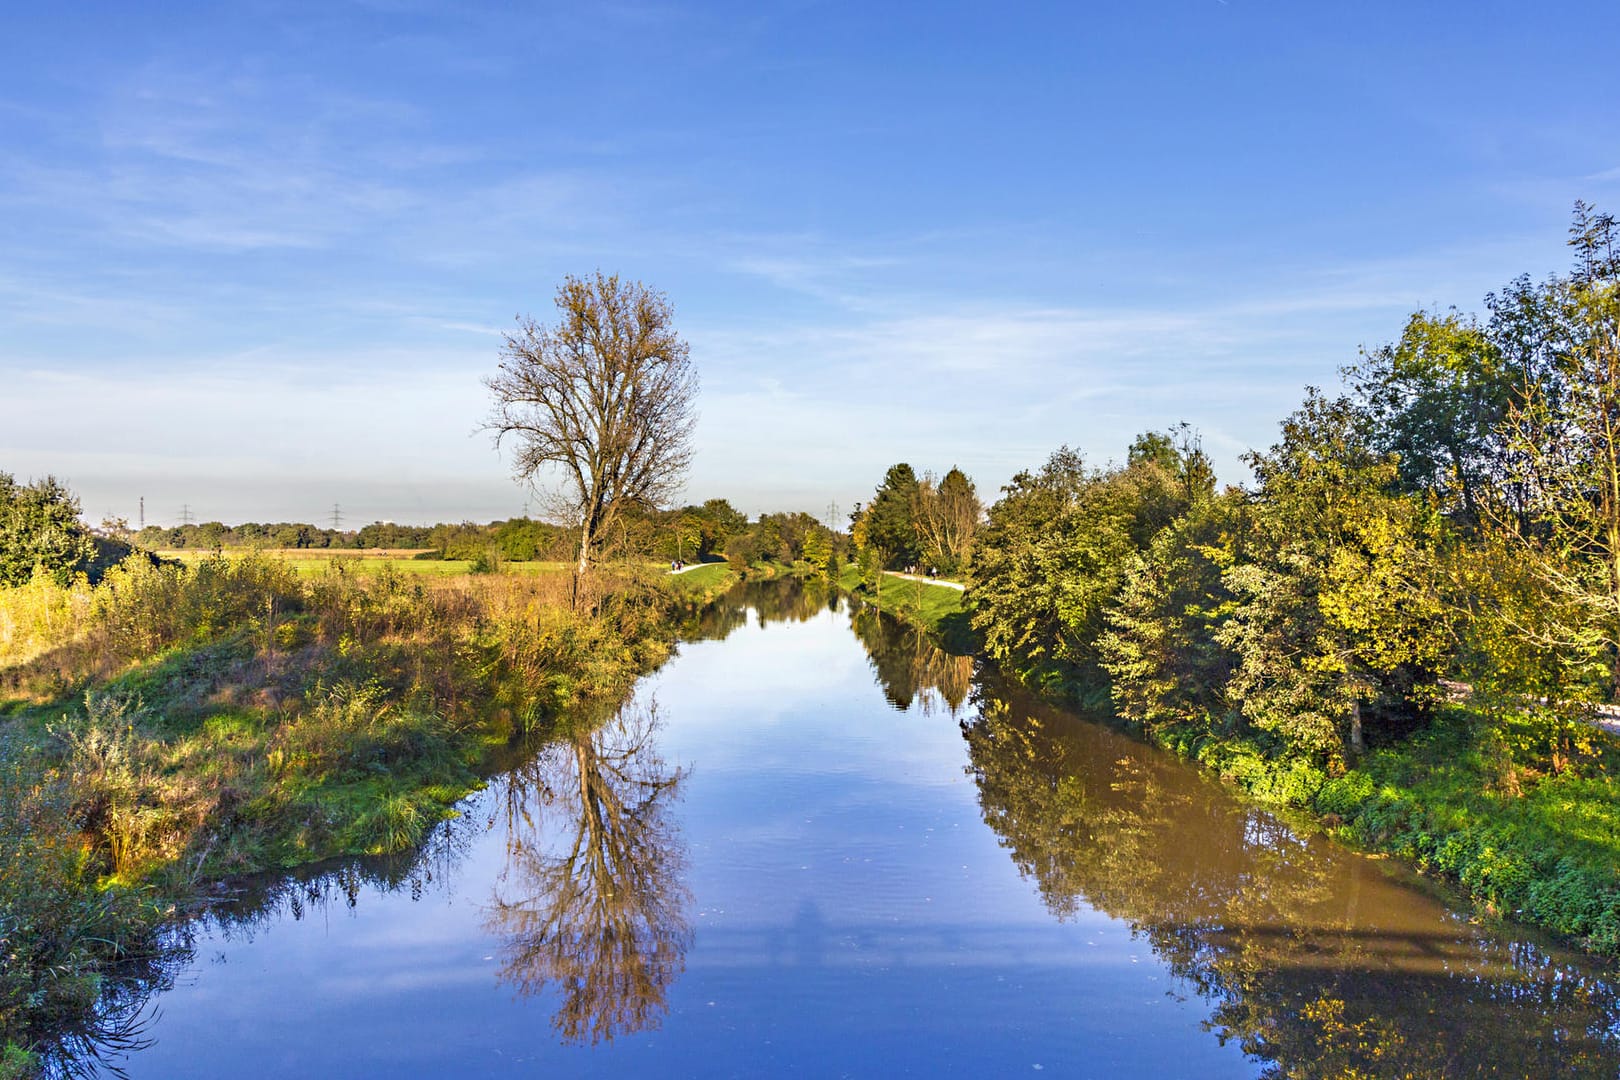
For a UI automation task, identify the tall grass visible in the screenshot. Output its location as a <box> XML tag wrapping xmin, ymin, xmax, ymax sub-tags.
<box><xmin>0</xmin><ymin>573</ymin><xmax>92</xmax><ymax>673</ymax></box>
<box><xmin>0</xmin><ymin>733</ymin><xmax>171</xmax><ymax>1073</ymax></box>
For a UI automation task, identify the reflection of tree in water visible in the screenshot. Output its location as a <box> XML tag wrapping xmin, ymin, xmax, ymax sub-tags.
<box><xmin>962</xmin><ymin>681</ymin><xmax>1620</xmax><ymax>1078</ymax></box>
<box><xmin>677</xmin><ymin>577</ymin><xmax>837</xmax><ymax>644</ymax></box>
<box><xmin>849</xmin><ymin>602</ymin><xmax>973</xmax><ymax>716</ymax></box>
<box><xmin>693</xmin><ymin>578</ymin><xmax>980</xmax><ymax>714</ymax></box>
<box><xmin>485</xmin><ymin>698</ymin><xmax>690</xmax><ymax>1045</ymax></box>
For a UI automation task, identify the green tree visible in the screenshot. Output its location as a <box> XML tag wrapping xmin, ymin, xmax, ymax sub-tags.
<box><xmin>273</xmin><ymin>523</ymin><xmax>316</xmax><ymax>549</ymax></box>
<box><xmin>694</xmin><ymin>498</ymin><xmax>747</xmax><ymax>556</ymax></box>
<box><xmin>1347</xmin><ymin>310</ymin><xmax>1514</xmax><ymax>524</ymax></box>
<box><xmin>863</xmin><ymin>463</ymin><xmax>921</xmax><ymax>567</ymax></box>
<box><xmin>1218</xmin><ymin>392</ymin><xmax>1448</xmax><ymax>765</ymax></box>
<box><xmin>1481</xmin><ymin>203</ymin><xmax>1620</xmax><ymax>699</ymax></box>
<box><xmin>1100</xmin><ymin>491</ymin><xmax>1246</xmax><ymax>735</ymax></box>
<box><xmin>494</xmin><ymin>517</ymin><xmax>545</xmax><ymax>561</ymax></box>
<box><xmin>970</xmin><ymin>440</ymin><xmax>1201</xmax><ymax>698</ymax></box>
<box><xmin>0</xmin><ymin>473</ymin><xmax>96</xmax><ymax>587</ymax></box>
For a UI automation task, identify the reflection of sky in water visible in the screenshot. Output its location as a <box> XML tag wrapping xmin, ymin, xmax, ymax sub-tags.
<box><xmin>113</xmin><ymin>591</ymin><xmax>1618</xmax><ymax>1079</ymax></box>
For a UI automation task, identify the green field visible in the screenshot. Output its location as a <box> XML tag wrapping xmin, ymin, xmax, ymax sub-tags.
<box><xmin>159</xmin><ymin>551</ymin><xmax>577</xmax><ymax>577</ymax></box>
<box><xmin>152</xmin><ymin>550</ymin><xmax>742</xmax><ymax>589</ymax></box>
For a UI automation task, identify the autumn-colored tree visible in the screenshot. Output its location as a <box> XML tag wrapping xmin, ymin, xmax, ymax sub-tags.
<box><xmin>485</xmin><ymin>273</ymin><xmax>697</xmax><ymax>605</ymax></box>
<box><xmin>1217</xmin><ymin>392</ymin><xmax>1448</xmax><ymax>765</ymax></box>
<box><xmin>911</xmin><ymin>466</ymin><xmax>981</xmax><ymax>574</ymax></box>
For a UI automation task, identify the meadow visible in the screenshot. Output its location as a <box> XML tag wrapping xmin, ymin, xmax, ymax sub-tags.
<box><xmin>154</xmin><ymin>549</ymin><xmax>574</xmax><ymax>576</ymax></box>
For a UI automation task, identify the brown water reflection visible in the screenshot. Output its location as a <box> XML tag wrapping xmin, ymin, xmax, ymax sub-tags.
<box><xmin>484</xmin><ymin>700</ymin><xmax>690</xmax><ymax>1045</ymax></box>
<box><xmin>961</xmin><ymin>676</ymin><xmax>1620</xmax><ymax>1078</ymax></box>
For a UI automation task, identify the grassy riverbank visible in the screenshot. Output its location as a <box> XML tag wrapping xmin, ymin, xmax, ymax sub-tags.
<box><xmin>965</xmin><ymin>626</ymin><xmax>1620</xmax><ymax>955</ymax></box>
<box><xmin>835</xmin><ymin>566</ymin><xmax>972</xmax><ymax>650</ymax></box>
<box><xmin>1165</xmin><ymin>705</ymin><xmax>1620</xmax><ymax>953</ymax></box>
<box><xmin>0</xmin><ymin>553</ymin><xmax>723</xmax><ymax>1072</ymax></box>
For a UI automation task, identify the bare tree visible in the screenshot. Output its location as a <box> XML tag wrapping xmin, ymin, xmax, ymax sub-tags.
<box><xmin>910</xmin><ymin>466</ymin><xmax>981</xmax><ymax>573</ymax></box>
<box><xmin>485</xmin><ymin>273</ymin><xmax>697</xmax><ymax>600</ymax></box>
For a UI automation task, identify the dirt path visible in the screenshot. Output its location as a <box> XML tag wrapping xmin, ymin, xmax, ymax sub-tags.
<box><xmin>883</xmin><ymin>570</ymin><xmax>965</xmax><ymax>592</ymax></box>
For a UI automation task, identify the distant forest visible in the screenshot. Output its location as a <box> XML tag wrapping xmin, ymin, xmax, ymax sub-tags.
<box><xmin>127</xmin><ymin>497</ymin><xmax>828</xmax><ymax>565</ymax></box>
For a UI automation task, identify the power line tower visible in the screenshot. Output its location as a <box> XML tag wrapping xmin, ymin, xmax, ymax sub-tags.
<box><xmin>138</xmin><ymin>496</ymin><xmax>145</xmax><ymax>531</ymax></box>
<box><xmin>826</xmin><ymin>501</ymin><xmax>840</xmax><ymax>532</ymax></box>
<box><xmin>179</xmin><ymin>504</ymin><xmax>195</xmax><ymax>526</ymax></box>
<box><xmin>330</xmin><ymin>503</ymin><xmax>343</xmax><ymax>531</ymax></box>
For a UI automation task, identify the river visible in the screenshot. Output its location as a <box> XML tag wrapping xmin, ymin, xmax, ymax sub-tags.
<box><xmin>87</xmin><ymin>580</ymin><xmax>1620</xmax><ymax>1077</ymax></box>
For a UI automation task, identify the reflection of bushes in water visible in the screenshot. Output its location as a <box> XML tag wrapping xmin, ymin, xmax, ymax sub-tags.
<box><xmin>10</xmin><ymin>783</ymin><xmax>479</xmax><ymax>1079</ymax></box>
<box><xmin>849</xmin><ymin>603</ymin><xmax>973</xmax><ymax>716</ymax></box>
<box><xmin>0</xmin><ymin>735</ymin><xmax>183</xmax><ymax>1080</ymax></box>
<box><xmin>484</xmin><ymin>697</ymin><xmax>690</xmax><ymax>1046</ymax></box>
<box><xmin>183</xmin><ymin>806</ymin><xmax>479</xmax><ymax>947</ymax></box>
<box><xmin>960</xmin><ymin>683</ymin><xmax>1620</xmax><ymax>1078</ymax></box>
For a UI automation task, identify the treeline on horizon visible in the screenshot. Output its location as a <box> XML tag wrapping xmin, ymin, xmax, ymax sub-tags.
<box><xmin>0</xmin><ymin>496</ymin><xmax>839</xmax><ymax>577</ymax></box>
<box><xmin>132</xmin><ymin>499</ymin><xmax>844</xmax><ymax>569</ymax></box>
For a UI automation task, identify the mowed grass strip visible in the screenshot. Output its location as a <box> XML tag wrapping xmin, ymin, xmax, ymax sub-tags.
<box><xmin>836</xmin><ymin>564</ymin><xmax>967</xmax><ymax>638</ymax></box>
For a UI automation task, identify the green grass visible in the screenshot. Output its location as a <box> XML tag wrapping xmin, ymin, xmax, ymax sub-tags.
<box><xmin>1314</xmin><ymin>710</ymin><xmax>1620</xmax><ymax>952</ymax></box>
<box><xmin>836</xmin><ymin>565</ymin><xmax>971</xmax><ymax>647</ymax></box>
<box><xmin>157</xmin><ymin>551</ymin><xmax>579</xmax><ymax>577</ymax></box>
<box><xmin>664</xmin><ymin>561</ymin><xmax>735</xmax><ymax>598</ymax></box>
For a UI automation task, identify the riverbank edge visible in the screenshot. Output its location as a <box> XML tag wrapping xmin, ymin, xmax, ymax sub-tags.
<box><xmin>837</xmin><ymin>568</ymin><xmax>1620</xmax><ymax>958</ymax></box>
<box><xmin>834</xmin><ymin>565</ymin><xmax>973</xmax><ymax>651</ymax></box>
<box><xmin>1153</xmin><ymin>708</ymin><xmax>1620</xmax><ymax>954</ymax></box>
<box><xmin>0</xmin><ymin>559</ymin><xmax>739</xmax><ymax>1075</ymax></box>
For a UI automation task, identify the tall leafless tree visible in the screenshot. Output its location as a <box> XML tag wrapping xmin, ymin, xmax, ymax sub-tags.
<box><xmin>485</xmin><ymin>273</ymin><xmax>697</xmax><ymax>602</ymax></box>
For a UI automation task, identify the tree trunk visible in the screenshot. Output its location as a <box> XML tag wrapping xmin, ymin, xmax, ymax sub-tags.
<box><xmin>575</xmin><ymin>530</ymin><xmax>592</xmax><ymax>580</ymax></box>
<box><xmin>1348</xmin><ymin>699</ymin><xmax>1365</xmax><ymax>757</ymax></box>
<box><xmin>572</xmin><ymin>526</ymin><xmax>594</xmax><ymax>611</ymax></box>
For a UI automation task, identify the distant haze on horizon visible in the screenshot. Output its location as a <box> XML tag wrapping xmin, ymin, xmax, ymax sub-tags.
<box><xmin>5</xmin><ymin>2</ymin><xmax>1619</xmax><ymax>527</ymax></box>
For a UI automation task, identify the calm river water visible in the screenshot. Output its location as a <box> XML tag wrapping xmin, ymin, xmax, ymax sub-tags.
<box><xmin>103</xmin><ymin>580</ymin><xmax>1620</xmax><ymax>1077</ymax></box>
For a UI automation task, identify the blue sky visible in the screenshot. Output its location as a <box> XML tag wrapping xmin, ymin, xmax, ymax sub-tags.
<box><xmin>4</xmin><ymin>1</ymin><xmax>1618</xmax><ymax>526</ymax></box>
